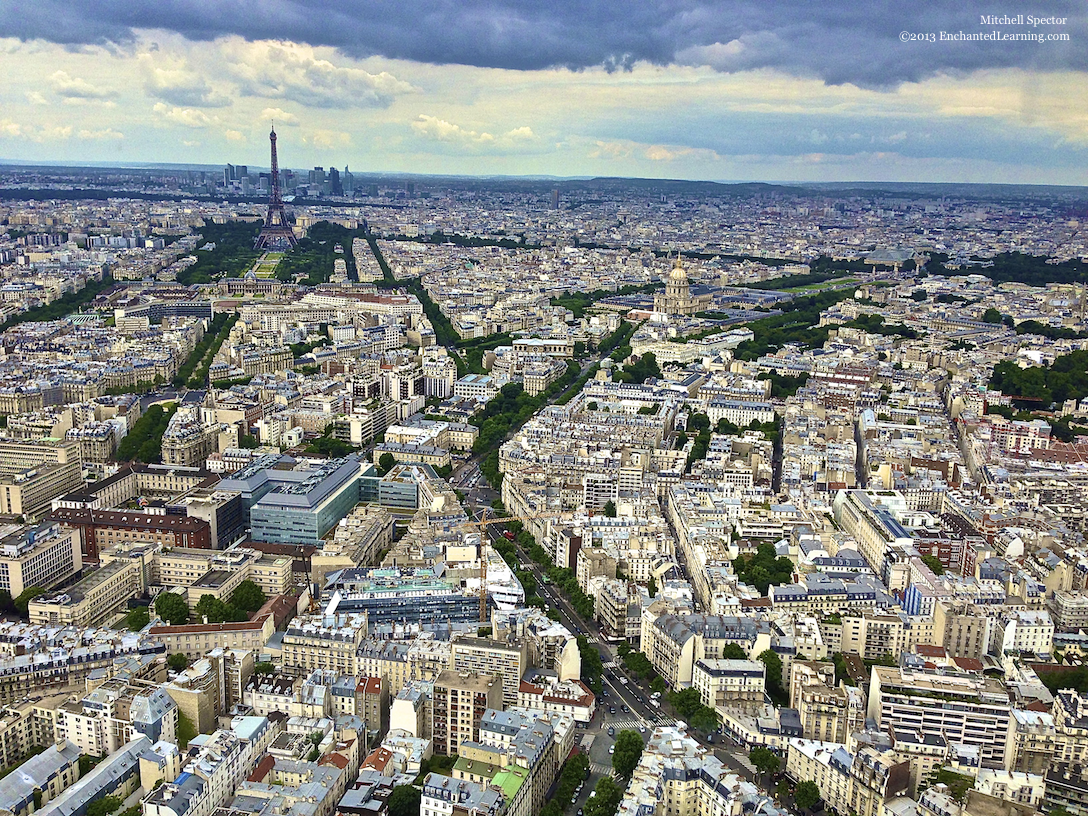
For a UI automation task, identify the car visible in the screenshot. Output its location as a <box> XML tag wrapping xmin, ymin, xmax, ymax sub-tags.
<box><xmin>503</xmin><ymin>530</ymin><xmax>515</xmax><ymax>540</ymax></box>
<box><xmin>707</xmin><ymin>734</ymin><xmax>715</xmax><ymax>744</ymax></box>
<box><xmin>609</xmin><ymin>706</ymin><xmax>616</xmax><ymax>714</ymax></box>
<box><xmin>578</xmin><ymin>810</ymin><xmax>583</xmax><ymax>816</ymax></box>
<box><xmin>609</xmin><ymin>745</ymin><xmax>615</xmax><ymax>754</ymax></box>
<box><xmin>621</xmin><ymin>704</ymin><xmax>629</xmax><ymax>713</ymax></box>
<box><xmin>608</xmin><ymin>727</ymin><xmax>615</xmax><ymax>736</ymax></box>
<box><xmin>572</xmin><ymin>798</ymin><xmax>577</xmax><ymax>805</ymax></box>
<box><xmin>619</xmin><ymin>677</ymin><xmax>628</xmax><ymax>685</ymax></box>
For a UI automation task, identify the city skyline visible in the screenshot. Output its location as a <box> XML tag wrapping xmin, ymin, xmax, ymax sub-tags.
<box><xmin>0</xmin><ymin>1</ymin><xmax>1085</xmax><ymax>184</ymax></box>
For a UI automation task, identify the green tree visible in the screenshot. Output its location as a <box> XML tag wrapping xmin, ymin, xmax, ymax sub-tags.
<box><xmin>749</xmin><ymin>746</ymin><xmax>780</xmax><ymax>783</ymax></box>
<box><xmin>167</xmin><ymin>653</ymin><xmax>189</xmax><ymax>672</ymax></box>
<box><xmin>584</xmin><ymin>776</ymin><xmax>624</xmax><ymax>816</ymax></box>
<box><xmin>920</xmin><ymin>554</ymin><xmax>945</xmax><ymax>575</ymax></box>
<box><xmin>982</xmin><ymin>307</ymin><xmax>1003</xmax><ymax>323</ymax></box>
<box><xmin>0</xmin><ymin>589</ymin><xmax>12</xmax><ymax>614</ymax></box>
<box><xmin>155</xmin><ymin>592</ymin><xmax>190</xmax><ymax>625</ymax></box>
<box><xmin>603</xmin><ymin>500</ymin><xmax>617</xmax><ymax>518</ymax></box>
<box><xmin>85</xmin><ymin>795</ymin><xmax>122</xmax><ymax>816</ymax></box>
<box><xmin>758</xmin><ymin>650</ymin><xmax>786</xmax><ymax>704</ymax></box>
<box><xmin>721</xmin><ymin>643</ymin><xmax>748</xmax><ymax>660</ymax></box>
<box><xmin>13</xmin><ymin>587</ymin><xmax>45</xmax><ymax>616</ymax></box>
<box><xmin>126</xmin><ymin>607</ymin><xmax>150</xmax><ymax>631</ymax></box>
<box><xmin>612</xmin><ymin>729</ymin><xmax>644</xmax><ymax>777</ymax></box>
<box><xmin>378</xmin><ymin>452</ymin><xmax>396</xmax><ymax>475</ymax></box>
<box><xmin>387</xmin><ymin>786</ymin><xmax>422</xmax><ymax>816</ymax></box>
<box><xmin>254</xmin><ymin>661</ymin><xmax>275</xmax><ymax>675</ymax></box>
<box><xmin>795</xmin><ymin>780</ymin><xmax>821</xmax><ymax>812</ymax></box>
<box><xmin>646</xmin><ymin>575</ymin><xmax>658</xmax><ymax>597</ymax></box>
<box><xmin>195</xmin><ymin>594</ymin><xmax>232</xmax><ymax>624</ymax></box>
<box><xmin>229</xmin><ymin>580</ymin><xmax>267</xmax><ymax>615</ymax></box>
<box><xmin>573</xmin><ymin>341</ymin><xmax>586</xmax><ymax>358</ymax></box>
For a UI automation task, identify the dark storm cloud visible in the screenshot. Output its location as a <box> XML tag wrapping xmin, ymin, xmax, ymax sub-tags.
<box><xmin>1</xmin><ymin>1</ymin><xmax>1084</xmax><ymax>86</ymax></box>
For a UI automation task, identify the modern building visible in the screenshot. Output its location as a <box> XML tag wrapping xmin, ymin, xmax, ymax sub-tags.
<box><xmin>867</xmin><ymin>665</ymin><xmax>1012</xmax><ymax>769</ymax></box>
<box><xmin>431</xmin><ymin>670</ymin><xmax>503</xmax><ymax>756</ymax></box>
<box><xmin>323</xmin><ymin>566</ymin><xmax>479</xmax><ymax>625</ymax></box>
<box><xmin>28</xmin><ymin>557</ymin><xmax>146</xmax><ymax>626</ymax></box>
<box><xmin>219</xmin><ymin>455</ymin><xmax>365</xmax><ymax>545</ymax></box>
<box><xmin>0</xmin><ymin>521</ymin><xmax>82</xmax><ymax>597</ymax></box>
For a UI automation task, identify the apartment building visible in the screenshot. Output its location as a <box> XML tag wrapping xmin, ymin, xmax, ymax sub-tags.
<box><xmin>431</xmin><ymin>670</ymin><xmax>503</xmax><ymax>756</ymax></box>
<box><xmin>867</xmin><ymin>665</ymin><xmax>1012</xmax><ymax>769</ymax></box>
<box><xmin>692</xmin><ymin>659</ymin><xmax>765</xmax><ymax>714</ymax></box>
<box><xmin>450</xmin><ymin>636</ymin><xmax>527</xmax><ymax>708</ymax></box>
<box><xmin>279</xmin><ymin>615</ymin><xmax>368</xmax><ymax>677</ymax></box>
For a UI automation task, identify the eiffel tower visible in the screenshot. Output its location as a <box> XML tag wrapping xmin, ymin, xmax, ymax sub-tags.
<box><xmin>254</xmin><ymin>125</ymin><xmax>298</xmax><ymax>250</ymax></box>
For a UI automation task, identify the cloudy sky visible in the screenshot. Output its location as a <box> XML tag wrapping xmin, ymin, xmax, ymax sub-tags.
<box><xmin>0</xmin><ymin>1</ymin><xmax>1085</xmax><ymax>184</ymax></box>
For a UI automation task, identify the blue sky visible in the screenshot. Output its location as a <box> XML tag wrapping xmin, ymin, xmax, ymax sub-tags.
<box><xmin>0</xmin><ymin>1</ymin><xmax>1085</xmax><ymax>183</ymax></box>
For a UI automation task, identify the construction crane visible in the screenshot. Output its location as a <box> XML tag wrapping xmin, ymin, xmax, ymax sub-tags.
<box><xmin>457</xmin><ymin>509</ymin><xmax>567</xmax><ymax>622</ymax></box>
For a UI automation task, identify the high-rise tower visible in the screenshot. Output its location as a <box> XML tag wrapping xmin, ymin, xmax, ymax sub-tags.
<box><xmin>254</xmin><ymin>125</ymin><xmax>298</xmax><ymax>250</ymax></box>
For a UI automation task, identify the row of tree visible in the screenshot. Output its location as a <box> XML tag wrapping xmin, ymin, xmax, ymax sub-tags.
<box><xmin>153</xmin><ymin>580</ymin><xmax>266</xmax><ymax>626</ymax></box>
<box><xmin>114</xmin><ymin>403</ymin><xmax>177</xmax><ymax>463</ymax></box>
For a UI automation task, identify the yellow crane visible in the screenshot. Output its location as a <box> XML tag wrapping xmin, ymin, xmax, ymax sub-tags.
<box><xmin>458</xmin><ymin>509</ymin><xmax>567</xmax><ymax>622</ymax></box>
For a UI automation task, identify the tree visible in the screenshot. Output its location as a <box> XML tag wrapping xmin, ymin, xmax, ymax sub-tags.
<box><xmin>378</xmin><ymin>452</ymin><xmax>396</xmax><ymax>475</ymax></box>
<box><xmin>126</xmin><ymin>607</ymin><xmax>150</xmax><ymax>631</ymax></box>
<box><xmin>758</xmin><ymin>650</ymin><xmax>786</xmax><ymax>704</ymax></box>
<box><xmin>911</xmin><ymin>289</ymin><xmax>928</xmax><ymax>302</ymax></box>
<box><xmin>195</xmin><ymin>594</ymin><xmax>232</xmax><ymax>624</ymax></box>
<box><xmin>646</xmin><ymin>575</ymin><xmax>658</xmax><ymax>597</ymax></box>
<box><xmin>155</xmin><ymin>592</ymin><xmax>190</xmax><ymax>625</ymax></box>
<box><xmin>982</xmin><ymin>307</ymin><xmax>1003</xmax><ymax>323</ymax></box>
<box><xmin>795</xmin><ymin>780</ymin><xmax>821</xmax><ymax>812</ymax></box>
<box><xmin>920</xmin><ymin>554</ymin><xmax>945</xmax><ymax>575</ymax></box>
<box><xmin>612</xmin><ymin>729</ymin><xmax>644</xmax><ymax>777</ymax></box>
<box><xmin>603</xmin><ymin>500</ymin><xmax>617</xmax><ymax>518</ymax></box>
<box><xmin>254</xmin><ymin>661</ymin><xmax>275</xmax><ymax>675</ymax></box>
<box><xmin>574</xmin><ymin>341</ymin><xmax>586</xmax><ymax>358</ymax></box>
<box><xmin>86</xmin><ymin>795</ymin><xmax>122</xmax><ymax>816</ymax></box>
<box><xmin>387</xmin><ymin>786</ymin><xmax>422</xmax><ymax>816</ymax></box>
<box><xmin>229</xmin><ymin>580</ymin><xmax>266</xmax><ymax>615</ymax></box>
<box><xmin>0</xmin><ymin>589</ymin><xmax>11</xmax><ymax>614</ymax></box>
<box><xmin>167</xmin><ymin>653</ymin><xmax>189</xmax><ymax>672</ymax></box>
<box><xmin>721</xmin><ymin>643</ymin><xmax>748</xmax><ymax>660</ymax></box>
<box><xmin>749</xmin><ymin>746</ymin><xmax>780</xmax><ymax>783</ymax></box>
<box><xmin>13</xmin><ymin>587</ymin><xmax>45</xmax><ymax>616</ymax></box>
<box><xmin>584</xmin><ymin>776</ymin><xmax>623</xmax><ymax>816</ymax></box>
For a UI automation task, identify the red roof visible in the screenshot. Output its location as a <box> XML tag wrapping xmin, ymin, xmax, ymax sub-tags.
<box><xmin>357</xmin><ymin>676</ymin><xmax>382</xmax><ymax>695</ymax></box>
<box><xmin>248</xmin><ymin>754</ymin><xmax>276</xmax><ymax>782</ymax></box>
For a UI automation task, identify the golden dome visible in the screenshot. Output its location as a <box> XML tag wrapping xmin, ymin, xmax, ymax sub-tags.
<box><xmin>668</xmin><ymin>255</ymin><xmax>687</xmax><ymax>282</ymax></box>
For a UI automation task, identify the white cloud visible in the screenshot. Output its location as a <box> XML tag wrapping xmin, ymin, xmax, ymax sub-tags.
<box><xmin>49</xmin><ymin>70</ymin><xmax>115</xmax><ymax>99</ymax></box>
<box><xmin>411</xmin><ymin>116</ymin><xmax>539</xmax><ymax>153</ymax></box>
<box><xmin>259</xmin><ymin>108</ymin><xmax>300</xmax><ymax>126</ymax></box>
<box><xmin>644</xmin><ymin>144</ymin><xmax>720</xmax><ymax>162</ymax></box>
<box><xmin>139</xmin><ymin>52</ymin><xmax>229</xmax><ymax>107</ymax></box>
<box><xmin>221</xmin><ymin>39</ymin><xmax>416</xmax><ymax>108</ymax></box>
<box><xmin>224</xmin><ymin>129</ymin><xmax>247</xmax><ymax>142</ymax></box>
<box><xmin>79</xmin><ymin>127</ymin><xmax>123</xmax><ymax>140</ymax></box>
<box><xmin>302</xmin><ymin>129</ymin><xmax>351</xmax><ymax>150</ymax></box>
<box><xmin>0</xmin><ymin>120</ymin><xmax>73</xmax><ymax>142</ymax></box>
<box><xmin>153</xmin><ymin>103</ymin><xmax>213</xmax><ymax>128</ymax></box>
<box><xmin>24</xmin><ymin>91</ymin><xmax>47</xmax><ymax>105</ymax></box>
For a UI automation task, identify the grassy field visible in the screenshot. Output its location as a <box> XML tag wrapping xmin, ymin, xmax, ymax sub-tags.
<box><xmin>781</xmin><ymin>276</ymin><xmax>858</xmax><ymax>293</ymax></box>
